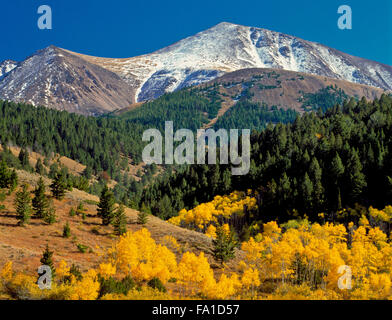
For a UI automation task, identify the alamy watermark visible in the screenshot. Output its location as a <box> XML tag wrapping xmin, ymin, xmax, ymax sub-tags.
<box><xmin>37</xmin><ymin>265</ymin><xmax>52</xmax><ymax>290</ymax></box>
<box><xmin>337</xmin><ymin>5</ymin><xmax>352</xmax><ymax>30</ymax></box>
<box><xmin>337</xmin><ymin>265</ymin><xmax>352</xmax><ymax>290</ymax></box>
<box><xmin>142</xmin><ymin>121</ymin><xmax>250</xmax><ymax>175</ymax></box>
<box><xmin>37</xmin><ymin>5</ymin><xmax>52</xmax><ymax>30</ymax></box>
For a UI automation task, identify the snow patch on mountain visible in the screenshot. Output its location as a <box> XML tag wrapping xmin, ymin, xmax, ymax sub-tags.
<box><xmin>0</xmin><ymin>60</ymin><xmax>18</xmax><ymax>80</ymax></box>
<box><xmin>77</xmin><ymin>22</ymin><xmax>390</xmax><ymax>102</ymax></box>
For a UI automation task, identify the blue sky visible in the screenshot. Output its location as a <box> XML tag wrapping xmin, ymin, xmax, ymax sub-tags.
<box><xmin>1</xmin><ymin>0</ymin><xmax>391</xmax><ymax>65</ymax></box>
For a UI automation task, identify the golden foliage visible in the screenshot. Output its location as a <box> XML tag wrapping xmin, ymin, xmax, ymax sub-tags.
<box><xmin>168</xmin><ymin>191</ymin><xmax>257</xmax><ymax>233</ymax></box>
<box><xmin>1</xmin><ymin>204</ymin><xmax>392</xmax><ymax>300</ymax></box>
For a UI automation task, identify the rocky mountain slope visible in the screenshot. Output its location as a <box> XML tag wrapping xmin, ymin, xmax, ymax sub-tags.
<box><xmin>206</xmin><ymin>68</ymin><xmax>386</xmax><ymax>111</ymax></box>
<box><xmin>0</xmin><ymin>47</ymin><xmax>135</xmax><ymax>115</ymax></box>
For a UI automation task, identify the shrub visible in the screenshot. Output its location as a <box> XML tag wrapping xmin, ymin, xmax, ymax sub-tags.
<box><xmin>77</xmin><ymin>244</ymin><xmax>88</xmax><ymax>253</ymax></box>
<box><xmin>69</xmin><ymin>208</ymin><xmax>76</xmax><ymax>217</ymax></box>
<box><xmin>98</xmin><ymin>276</ymin><xmax>135</xmax><ymax>298</ymax></box>
<box><xmin>63</xmin><ymin>222</ymin><xmax>71</xmax><ymax>238</ymax></box>
<box><xmin>147</xmin><ymin>277</ymin><xmax>167</xmax><ymax>293</ymax></box>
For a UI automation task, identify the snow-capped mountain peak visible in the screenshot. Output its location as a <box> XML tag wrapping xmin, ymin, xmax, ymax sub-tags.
<box><xmin>75</xmin><ymin>22</ymin><xmax>391</xmax><ymax>102</ymax></box>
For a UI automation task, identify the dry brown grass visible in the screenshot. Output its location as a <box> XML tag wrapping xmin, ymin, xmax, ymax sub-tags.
<box><xmin>0</xmin><ymin>170</ymin><xmax>245</xmax><ymax>277</ymax></box>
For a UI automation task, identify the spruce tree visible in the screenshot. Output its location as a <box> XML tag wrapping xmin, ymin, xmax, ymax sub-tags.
<box><xmin>212</xmin><ymin>225</ymin><xmax>237</xmax><ymax>264</ymax></box>
<box><xmin>35</xmin><ymin>158</ymin><xmax>45</xmax><ymax>175</ymax></box>
<box><xmin>0</xmin><ymin>161</ymin><xmax>17</xmax><ymax>191</ymax></box>
<box><xmin>43</xmin><ymin>199</ymin><xmax>56</xmax><ymax>224</ymax></box>
<box><xmin>32</xmin><ymin>178</ymin><xmax>49</xmax><ymax>219</ymax></box>
<box><xmin>137</xmin><ymin>210</ymin><xmax>149</xmax><ymax>225</ymax></box>
<box><xmin>18</xmin><ymin>148</ymin><xmax>29</xmax><ymax>169</ymax></box>
<box><xmin>97</xmin><ymin>185</ymin><xmax>115</xmax><ymax>225</ymax></box>
<box><xmin>50</xmin><ymin>172</ymin><xmax>67</xmax><ymax>200</ymax></box>
<box><xmin>331</xmin><ymin>153</ymin><xmax>345</xmax><ymax>210</ymax></box>
<box><xmin>331</xmin><ymin>153</ymin><xmax>345</xmax><ymax>181</ymax></box>
<box><xmin>69</xmin><ymin>208</ymin><xmax>76</xmax><ymax>216</ymax></box>
<box><xmin>0</xmin><ymin>160</ymin><xmax>10</xmax><ymax>188</ymax></box>
<box><xmin>0</xmin><ymin>189</ymin><xmax>6</xmax><ymax>210</ymax></box>
<box><xmin>40</xmin><ymin>244</ymin><xmax>56</xmax><ymax>279</ymax></box>
<box><xmin>347</xmin><ymin>148</ymin><xmax>367</xmax><ymax>202</ymax></box>
<box><xmin>113</xmin><ymin>204</ymin><xmax>127</xmax><ymax>235</ymax></box>
<box><xmin>63</xmin><ymin>222</ymin><xmax>71</xmax><ymax>238</ymax></box>
<box><xmin>14</xmin><ymin>184</ymin><xmax>32</xmax><ymax>226</ymax></box>
<box><xmin>309</xmin><ymin>157</ymin><xmax>324</xmax><ymax>210</ymax></box>
<box><xmin>301</xmin><ymin>173</ymin><xmax>313</xmax><ymax>211</ymax></box>
<box><xmin>8</xmin><ymin>170</ymin><xmax>18</xmax><ymax>192</ymax></box>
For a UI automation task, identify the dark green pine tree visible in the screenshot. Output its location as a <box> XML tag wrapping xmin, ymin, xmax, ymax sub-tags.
<box><xmin>35</xmin><ymin>158</ymin><xmax>45</xmax><ymax>175</ymax></box>
<box><xmin>113</xmin><ymin>204</ymin><xmax>127</xmax><ymax>235</ymax></box>
<box><xmin>347</xmin><ymin>148</ymin><xmax>367</xmax><ymax>202</ymax></box>
<box><xmin>137</xmin><ymin>209</ymin><xmax>149</xmax><ymax>225</ymax></box>
<box><xmin>50</xmin><ymin>172</ymin><xmax>67</xmax><ymax>200</ymax></box>
<box><xmin>330</xmin><ymin>153</ymin><xmax>345</xmax><ymax>210</ymax></box>
<box><xmin>212</xmin><ymin>225</ymin><xmax>237</xmax><ymax>264</ymax></box>
<box><xmin>331</xmin><ymin>153</ymin><xmax>345</xmax><ymax>181</ymax></box>
<box><xmin>18</xmin><ymin>148</ymin><xmax>29</xmax><ymax>169</ymax></box>
<box><xmin>309</xmin><ymin>157</ymin><xmax>324</xmax><ymax>210</ymax></box>
<box><xmin>8</xmin><ymin>170</ymin><xmax>18</xmax><ymax>192</ymax></box>
<box><xmin>14</xmin><ymin>184</ymin><xmax>32</xmax><ymax>226</ymax></box>
<box><xmin>0</xmin><ymin>160</ymin><xmax>10</xmax><ymax>188</ymax></box>
<box><xmin>63</xmin><ymin>222</ymin><xmax>71</xmax><ymax>238</ymax></box>
<box><xmin>32</xmin><ymin>178</ymin><xmax>49</xmax><ymax>219</ymax></box>
<box><xmin>301</xmin><ymin>173</ymin><xmax>313</xmax><ymax>212</ymax></box>
<box><xmin>97</xmin><ymin>185</ymin><xmax>116</xmax><ymax>225</ymax></box>
<box><xmin>0</xmin><ymin>161</ymin><xmax>17</xmax><ymax>190</ymax></box>
<box><xmin>40</xmin><ymin>244</ymin><xmax>56</xmax><ymax>279</ymax></box>
<box><xmin>43</xmin><ymin>199</ymin><xmax>57</xmax><ymax>225</ymax></box>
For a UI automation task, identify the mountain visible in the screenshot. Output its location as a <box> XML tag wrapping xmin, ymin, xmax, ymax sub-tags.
<box><xmin>0</xmin><ymin>22</ymin><xmax>391</xmax><ymax>115</ymax></box>
<box><xmin>77</xmin><ymin>22</ymin><xmax>392</xmax><ymax>102</ymax></box>
<box><xmin>0</xmin><ymin>46</ymin><xmax>135</xmax><ymax>115</ymax></box>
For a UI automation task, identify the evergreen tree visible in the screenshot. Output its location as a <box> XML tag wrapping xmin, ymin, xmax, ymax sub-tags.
<box><xmin>0</xmin><ymin>160</ymin><xmax>17</xmax><ymax>190</ymax></box>
<box><xmin>309</xmin><ymin>158</ymin><xmax>324</xmax><ymax>210</ymax></box>
<box><xmin>82</xmin><ymin>166</ymin><xmax>93</xmax><ymax>180</ymax></box>
<box><xmin>347</xmin><ymin>148</ymin><xmax>367</xmax><ymax>202</ymax></box>
<box><xmin>137</xmin><ymin>210</ymin><xmax>149</xmax><ymax>225</ymax></box>
<box><xmin>40</xmin><ymin>244</ymin><xmax>56</xmax><ymax>279</ymax></box>
<box><xmin>50</xmin><ymin>172</ymin><xmax>67</xmax><ymax>200</ymax></box>
<box><xmin>330</xmin><ymin>153</ymin><xmax>345</xmax><ymax>210</ymax></box>
<box><xmin>113</xmin><ymin>204</ymin><xmax>127</xmax><ymax>235</ymax></box>
<box><xmin>331</xmin><ymin>153</ymin><xmax>345</xmax><ymax>181</ymax></box>
<box><xmin>69</xmin><ymin>208</ymin><xmax>76</xmax><ymax>217</ymax></box>
<box><xmin>35</xmin><ymin>158</ymin><xmax>45</xmax><ymax>175</ymax></box>
<box><xmin>8</xmin><ymin>170</ymin><xmax>18</xmax><ymax>192</ymax></box>
<box><xmin>43</xmin><ymin>199</ymin><xmax>56</xmax><ymax>224</ymax></box>
<box><xmin>32</xmin><ymin>178</ymin><xmax>49</xmax><ymax>219</ymax></box>
<box><xmin>63</xmin><ymin>222</ymin><xmax>71</xmax><ymax>238</ymax></box>
<box><xmin>301</xmin><ymin>173</ymin><xmax>313</xmax><ymax>211</ymax></box>
<box><xmin>18</xmin><ymin>148</ymin><xmax>29</xmax><ymax>169</ymax></box>
<box><xmin>97</xmin><ymin>185</ymin><xmax>116</xmax><ymax>225</ymax></box>
<box><xmin>0</xmin><ymin>160</ymin><xmax>10</xmax><ymax>188</ymax></box>
<box><xmin>14</xmin><ymin>184</ymin><xmax>31</xmax><ymax>226</ymax></box>
<box><xmin>212</xmin><ymin>225</ymin><xmax>237</xmax><ymax>264</ymax></box>
<box><xmin>0</xmin><ymin>189</ymin><xmax>6</xmax><ymax>210</ymax></box>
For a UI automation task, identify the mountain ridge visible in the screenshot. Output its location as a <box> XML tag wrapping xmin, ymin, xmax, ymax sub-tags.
<box><xmin>0</xmin><ymin>22</ymin><xmax>391</xmax><ymax>115</ymax></box>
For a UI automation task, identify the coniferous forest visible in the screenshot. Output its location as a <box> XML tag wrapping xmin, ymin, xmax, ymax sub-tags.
<box><xmin>142</xmin><ymin>94</ymin><xmax>392</xmax><ymax>224</ymax></box>
<box><xmin>1</xmin><ymin>92</ymin><xmax>392</xmax><ymax>301</ymax></box>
